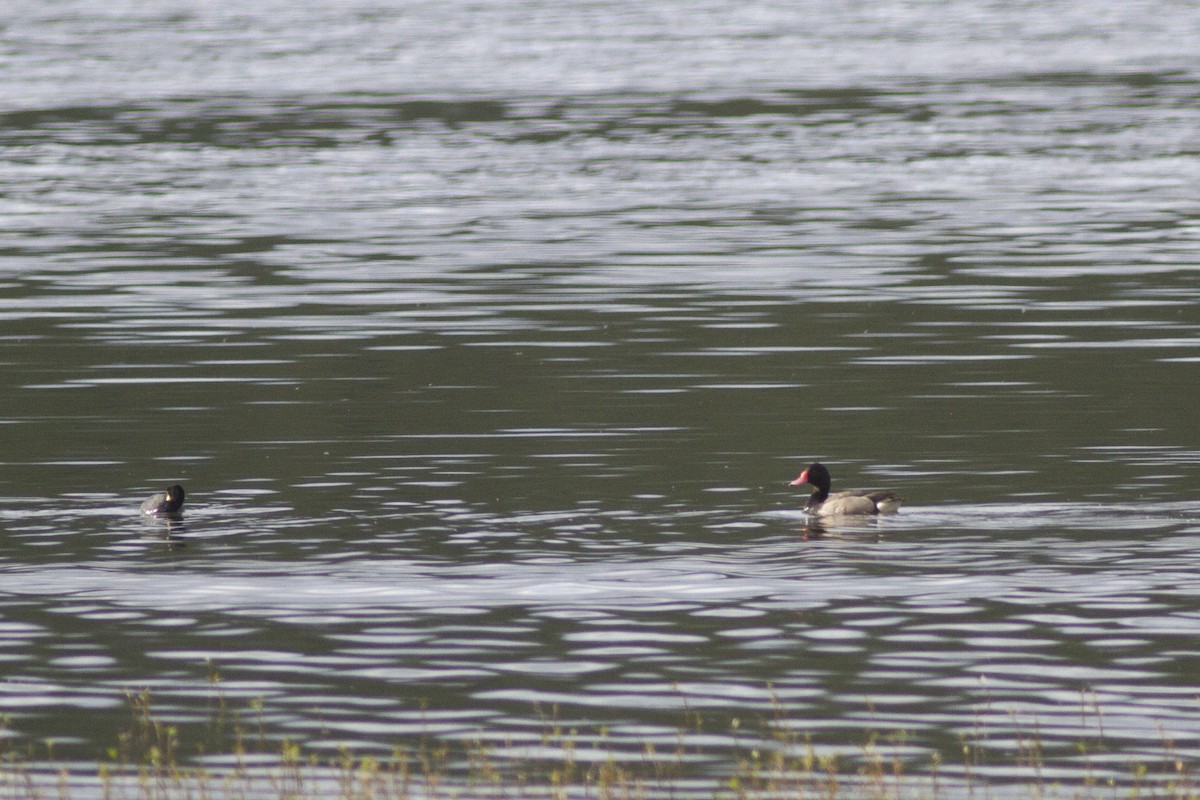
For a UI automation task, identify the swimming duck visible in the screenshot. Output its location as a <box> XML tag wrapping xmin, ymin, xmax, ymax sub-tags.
<box><xmin>790</xmin><ymin>463</ymin><xmax>901</xmax><ymax>516</ymax></box>
<box><xmin>141</xmin><ymin>484</ymin><xmax>185</xmax><ymax>516</ymax></box>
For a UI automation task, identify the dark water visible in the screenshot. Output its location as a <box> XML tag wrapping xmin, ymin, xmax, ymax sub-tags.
<box><xmin>3</xmin><ymin>0</ymin><xmax>1200</xmax><ymax>794</ymax></box>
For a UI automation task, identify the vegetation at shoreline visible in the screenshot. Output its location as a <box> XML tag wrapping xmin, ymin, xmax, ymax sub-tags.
<box><xmin>1</xmin><ymin>685</ymin><xmax>1198</xmax><ymax>800</ymax></box>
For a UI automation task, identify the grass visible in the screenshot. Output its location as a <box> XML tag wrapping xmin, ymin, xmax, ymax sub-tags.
<box><xmin>2</xmin><ymin>686</ymin><xmax>1199</xmax><ymax>800</ymax></box>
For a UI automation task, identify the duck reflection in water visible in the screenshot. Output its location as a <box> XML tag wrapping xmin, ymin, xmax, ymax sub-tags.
<box><xmin>795</xmin><ymin>517</ymin><xmax>888</xmax><ymax>542</ymax></box>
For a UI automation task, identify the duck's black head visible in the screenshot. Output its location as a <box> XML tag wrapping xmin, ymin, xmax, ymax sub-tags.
<box><xmin>164</xmin><ymin>484</ymin><xmax>186</xmax><ymax>512</ymax></box>
<box><xmin>789</xmin><ymin>462</ymin><xmax>831</xmax><ymax>492</ymax></box>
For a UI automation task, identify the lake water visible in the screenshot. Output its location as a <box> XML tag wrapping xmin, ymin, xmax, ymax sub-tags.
<box><xmin>3</xmin><ymin>0</ymin><xmax>1200</xmax><ymax>795</ymax></box>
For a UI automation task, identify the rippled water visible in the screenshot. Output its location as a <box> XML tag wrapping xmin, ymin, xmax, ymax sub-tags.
<box><xmin>3</xmin><ymin>0</ymin><xmax>1200</xmax><ymax>794</ymax></box>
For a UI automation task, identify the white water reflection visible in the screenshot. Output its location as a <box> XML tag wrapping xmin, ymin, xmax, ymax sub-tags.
<box><xmin>5</xmin><ymin>1</ymin><xmax>1200</xmax><ymax>794</ymax></box>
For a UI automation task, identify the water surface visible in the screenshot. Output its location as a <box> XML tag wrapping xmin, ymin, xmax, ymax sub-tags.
<box><xmin>3</xmin><ymin>0</ymin><xmax>1200</xmax><ymax>794</ymax></box>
